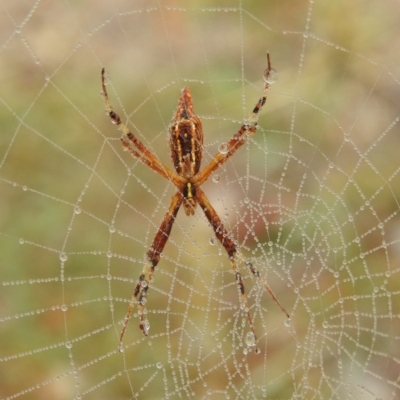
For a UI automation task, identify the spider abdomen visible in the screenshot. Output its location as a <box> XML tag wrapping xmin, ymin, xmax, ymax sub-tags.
<box><xmin>169</xmin><ymin>87</ymin><xmax>204</xmax><ymax>178</ymax></box>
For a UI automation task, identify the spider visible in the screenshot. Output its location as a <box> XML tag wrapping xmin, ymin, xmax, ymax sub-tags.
<box><xmin>101</xmin><ymin>53</ymin><xmax>289</xmax><ymax>350</ymax></box>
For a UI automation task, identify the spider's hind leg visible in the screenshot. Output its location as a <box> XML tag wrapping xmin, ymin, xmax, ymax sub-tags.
<box><xmin>195</xmin><ymin>187</ymin><xmax>290</xmax><ymax>352</ymax></box>
<box><xmin>118</xmin><ymin>192</ymin><xmax>183</xmax><ymax>348</ymax></box>
<box><xmin>241</xmin><ymin>258</ymin><xmax>290</xmax><ymax>319</ymax></box>
<box><xmin>195</xmin><ymin>187</ymin><xmax>259</xmax><ymax>349</ymax></box>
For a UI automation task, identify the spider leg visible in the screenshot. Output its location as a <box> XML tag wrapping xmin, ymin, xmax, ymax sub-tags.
<box><xmin>241</xmin><ymin>258</ymin><xmax>289</xmax><ymax>319</ymax></box>
<box><xmin>195</xmin><ymin>187</ymin><xmax>259</xmax><ymax>345</ymax></box>
<box><xmin>193</xmin><ymin>53</ymin><xmax>275</xmax><ymax>187</ymax></box>
<box><xmin>196</xmin><ymin>187</ymin><xmax>289</xmax><ymax>348</ymax></box>
<box><xmin>119</xmin><ymin>191</ymin><xmax>183</xmax><ymax>347</ymax></box>
<box><xmin>101</xmin><ymin>68</ymin><xmax>185</xmax><ymax>189</ymax></box>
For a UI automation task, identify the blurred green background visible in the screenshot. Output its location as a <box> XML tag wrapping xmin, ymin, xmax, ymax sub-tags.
<box><xmin>1</xmin><ymin>0</ymin><xmax>400</xmax><ymax>399</ymax></box>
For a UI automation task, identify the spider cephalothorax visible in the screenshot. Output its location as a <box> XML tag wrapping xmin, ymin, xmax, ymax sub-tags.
<box><xmin>101</xmin><ymin>53</ymin><xmax>289</xmax><ymax>351</ymax></box>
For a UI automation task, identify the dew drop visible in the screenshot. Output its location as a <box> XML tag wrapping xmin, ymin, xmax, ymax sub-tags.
<box><xmin>74</xmin><ymin>206</ymin><xmax>82</xmax><ymax>214</ymax></box>
<box><xmin>156</xmin><ymin>362</ymin><xmax>163</xmax><ymax>369</ymax></box>
<box><xmin>59</xmin><ymin>253</ymin><xmax>68</xmax><ymax>262</ymax></box>
<box><xmin>141</xmin><ymin>319</ymin><xmax>150</xmax><ymax>335</ymax></box>
<box><xmin>102</xmin><ymin>69</ymin><xmax>110</xmax><ymax>85</ymax></box>
<box><xmin>209</xmin><ymin>237</ymin><xmax>216</xmax><ymax>246</ymax></box>
<box><xmin>263</xmin><ymin>68</ymin><xmax>278</xmax><ymax>84</ymax></box>
<box><xmin>212</xmin><ymin>174</ymin><xmax>220</xmax><ymax>183</ymax></box>
<box><xmin>140</xmin><ymin>296</ymin><xmax>147</xmax><ymax>305</ymax></box>
<box><xmin>284</xmin><ymin>317</ymin><xmax>292</xmax><ymax>328</ymax></box>
<box><xmin>109</xmin><ymin>225</ymin><xmax>116</xmax><ymax>233</ymax></box>
<box><xmin>65</xmin><ymin>341</ymin><xmax>72</xmax><ymax>349</ymax></box>
<box><xmin>218</xmin><ymin>143</ymin><xmax>228</xmax><ymax>154</ymax></box>
<box><xmin>244</xmin><ymin>331</ymin><xmax>256</xmax><ymax>347</ymax></box>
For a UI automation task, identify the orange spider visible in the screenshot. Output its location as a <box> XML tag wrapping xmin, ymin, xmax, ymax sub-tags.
<box><xmin>101</xmin><ymin>54</ymin><xmax>289</xmax><ymax>350</ymax></box>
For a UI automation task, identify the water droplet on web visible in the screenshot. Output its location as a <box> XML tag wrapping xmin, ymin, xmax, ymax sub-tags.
<box><xmin>209</xmin><ymin>237</ymin><xmax>216</xmax><ymax>245</ymax></box>
<box><xmin>61</xmin><ymin>304</ymin><xmax>68</xmax><ymax>312</ymax></box>
<box><xmin>109</xmin><ymin>225</ymin><xmax>116</xmax><ymax>233</ymax></box>
<box><xmin>59</xmin><ymin>253</ymin><xmax>68</xmax><ymax>262</ymax></box>
<box><xmin>140</xmin><ymin>296</ymin><xmax>147</xmax><ymax>305</ymax></box>
<box><xmin>65</xmin><ymin>341</ymin><xmax>72</xmax><ymax>349</ymax></box>
<box><xmin>156</xmin><ymin>362</ymin><xmax>163</xmax><ymax>369</ymax></box>
<box><xmin>263</xmin><ymin>68</ymin><xmax>278</xmax><ymax>84</ymax></box>
<box><xmin>74</xmin><ymin>205</ymin><xmax>82</xmax><ymax>214</ymax></box>
<box><xmin>212</xmin><ymin>174</ymin><xmax>220</xmax><ymax>183</ymax></box>
<box><xmin>244</xmin><ymin>331</ymin><xmax>256</xmax><ymax>347</ymax></box>
<box><xmin>19</xmin><ymin>238</ymin><xmax>24</xmax><ymax>245</ymax></box>
<box><xmin>284</xmin><ymin>317</ymin><xmax>292</xmax><ymax>328</ymax></box>
<box><xmin>141</xmin><ymin>319</ymin><xmax>150</xmax><ymax>335</ymax></box>
<box><xmin>218</xmin><ymin>143</ymin><xmax>228</xmax><ymax>154</ymax></box>
<box><xmin>102</xmin><ymin>69</ymin><xmax>110</xmax><ymax>85</ymax></box>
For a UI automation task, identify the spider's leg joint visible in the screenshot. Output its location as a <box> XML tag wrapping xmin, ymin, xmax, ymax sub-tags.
<box><xmin>108</xmin><ymin>111</ymin><xmax>121</xmax><ymax>125</ymax></box>
<box><xmin>138</xmin><ymin>293</ymin><xmax>147</xmax><ymax>305</ymax></box>
<box><xmin>235</xmin><ymin>273</ymin><xmax>245</xmax><ymax>295</ymax></box>
<box><xmin>139</xmin><ymin>320</ymin><xmax>150</xmax><ymax>336</ymax></box>
<box><xmin>246</xmin><ymin>261</ymin><xmax>260</xmax><ymax>278</ymax></box>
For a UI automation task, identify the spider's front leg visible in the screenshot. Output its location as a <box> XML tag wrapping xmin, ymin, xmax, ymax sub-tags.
<box><xmin>119</xmin><ymin>192</ymin><xmax>183</xmax><ymax>348</ymax></box>
<box><xmin>101</xmin><ymin>68</ymin><xmax>184</xmax><ymax>188</ymax></box>
<box><xmin>193</xmin><ymin>53</ymin><xmax>277</xmax><ymax>187</ymax></box>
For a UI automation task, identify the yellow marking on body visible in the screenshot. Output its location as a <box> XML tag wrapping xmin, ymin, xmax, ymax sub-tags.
<box><xmin>187</xmin><ymin>182</ymin><xmax>193</xmax><ymax>198</ymax></box>
<box><xmin>175</xmin><ymin>124</ymin><xmax>184</xmax><ymax>171</ymax></box>
<box><xmin>190</xmin><ymin>122</ymin><xmax>196</xmax><ymax>175</ymax></box>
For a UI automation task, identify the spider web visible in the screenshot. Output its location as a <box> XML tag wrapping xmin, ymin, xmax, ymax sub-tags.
<box><xmin>1</xmin><ymin>0</ymin><xmax>400</xmax><ymax>399</ymax></box>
